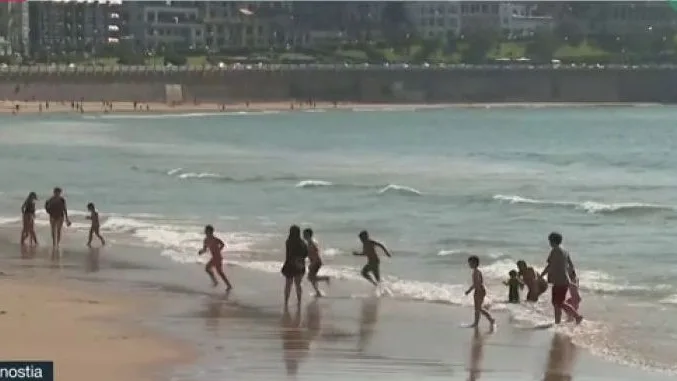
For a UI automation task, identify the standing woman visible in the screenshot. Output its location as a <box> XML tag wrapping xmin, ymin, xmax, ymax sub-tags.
<box><xmin>281</xmin><ymin>225</ymin><xmax>308</xmax><ymax>307</ymax></box>
<box><xmin>20</xmin><ymin>192</ymin><xmax>38</xmax><ymax>246</ymax></box>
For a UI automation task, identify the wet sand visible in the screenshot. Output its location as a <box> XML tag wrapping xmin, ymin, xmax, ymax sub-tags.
<box><xmin>0</xmin><ymin>226</ymin><xmax>674</xmax><ymax>381</ymax></box>
<box><xmin>0</xmin><ymin>100</ymin><xmax>661</xmax><ymax>115</ymax></box>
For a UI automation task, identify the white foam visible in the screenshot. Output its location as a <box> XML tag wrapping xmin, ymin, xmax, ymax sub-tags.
<box><xmin>493</xmin><ymin>194</ymin><xmax>672</xmax><ymax>214</ymax></box>
<box><xmin>378</xmin><ymin>184</ymin><xmax>422</xmax><ymax>196</ymax></box>
<box><xmin>437</xmin><ymin>249</ymin><xmax>462</xmax><ymax>256</ymax></box>
<box><xmin>322</xmin><ymin>247</ymin><xmax>343</xmax><ymax>257</ymax></box>
<box><xmin>0</xmin><ymin>217</ymin><xmax>19</xmax><ymax>225</ymax></box>
<box><xmin>295</xmin><ymin>180</ymin><xmax>333</xmax><ymax>188</ymax></box>
<box><xmin>178</xmin><ymin>172</ymin><xmax>222</xmax><ymax>180</ymax></box>
<box><xmin>166</xmin><ymin>167</ymin><xmax>183</xmax><ymax>176</ymax></box>
<box><xmin>660</xmin><ymin>294</ymin><xmax>677</xmax><ymax>305</ymax></box>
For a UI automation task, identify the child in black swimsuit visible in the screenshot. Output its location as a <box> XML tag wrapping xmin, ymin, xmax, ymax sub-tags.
<box><xmin>20</xmin><ymin>192</ymin><xmax>38</xmax><ymax>246</ymax></box>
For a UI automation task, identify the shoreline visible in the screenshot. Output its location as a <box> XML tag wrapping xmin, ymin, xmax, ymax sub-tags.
<box><xmin>0</xmin><ymin>228</ymin><xmax>673</xmax><ymax>381</ymax></box>
<box><xmin>0</xmin><ymin>271</ymin><xmax>196</xmax><ymax>381</ymax></box>
<box><xmin>0</xmin><ymin>100</ymin><xmax>666</xmax><ymax>115</ymax></box>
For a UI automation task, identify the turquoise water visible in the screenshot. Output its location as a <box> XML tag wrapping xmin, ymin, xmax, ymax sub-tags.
<box><xmin>1</xmin><ymin>107</ymin><xmax>677</xmax><ymax>370</ymax></box>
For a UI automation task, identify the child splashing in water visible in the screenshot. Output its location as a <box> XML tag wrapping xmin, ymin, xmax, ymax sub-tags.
<box><xmin>465</xmin><ymin>255</ymin><xmax>496</xmax><ymax>329</ymax></box>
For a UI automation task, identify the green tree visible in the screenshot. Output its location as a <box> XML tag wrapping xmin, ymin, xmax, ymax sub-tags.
<box><xmin>163</xmin><ymin>44</ymin><xmax>187</xmax><ymax>66</ymax></box>
<box><xmin>525</xmin><ymin>28</ymin><xmax>559</xmax><ymax>62</ymax></box>
<box><xmin>555</xmin><ymin>19</ymin><xmax>585</xmax><ymax>46</ymax></box>
<box><xmin>461</xmin><ymin>30</ymin><xmax>498</xmax><ymax>64</ymax></box>
<box><xmin>444</xmin><ymin>31</ymin><xmax>458</xmax><ymax>55</ymax></box>
<box><xmin>412</xmin><ymin>38</ymin><xmax>442</xmax><ymax>63</ymax></box>
<box><xmin>382</xmin><ymin>1</ymin><xmax>412</xmax><ymax>49</ymax></box>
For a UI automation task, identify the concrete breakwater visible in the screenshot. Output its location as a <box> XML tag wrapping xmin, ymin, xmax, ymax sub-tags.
<box><xmin>0</xmin><ymin>67</ymin><xmax>675</xmax><ymax>103</ymax></box>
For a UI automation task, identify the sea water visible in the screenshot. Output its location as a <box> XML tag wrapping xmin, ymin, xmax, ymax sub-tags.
<box><xmin>1</xmin><ymin>106</ymin><xmax>677</xmax><ymax>371</ymax></box>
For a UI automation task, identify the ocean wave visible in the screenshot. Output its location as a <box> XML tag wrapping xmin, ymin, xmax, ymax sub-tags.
<box><xmin>295</xmin><ymin>180</ymin><xmax>333</xmax><ymax>188</ymax></box>
<box><xmin>493</xmin><ymin>194</ymin><xmax>674</xmax><ymax>215</ymax></box>
<box><xmin>378</xmin><ymin>184</ymin><xmax>422</xmax><ymax>196</ymax></box>
<box><xmin>159</xmin><ymin>167</ymin><xmax>300</xmax><ymax>183</ymax></box>
<box><xmin>96</xmin><ymin>111</ymin><xmax>280</xmax><ymax>120</ymax></box>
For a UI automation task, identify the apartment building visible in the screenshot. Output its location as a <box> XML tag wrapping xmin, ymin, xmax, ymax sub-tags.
<box><xmin>405</xmin><ymin>1</ymin><xmax>462</xmax><ymax>39</ymax></box>
<box><xmin>459</xmin><ymin>1</ymin><xmax>501</xmax><ymax>34</ymax></box>
<box><xmin>0</xmin><ymin>0</ymin><xmax>27</xmax><ymax>56</ymax></box>
<box><xmin>123</xmin><ymin>1</ymin><xmax>204</xmax><ymax>51</ymax></box>
<box><xmin>203</xmin><ymin>1</ymin><xmax>296</xmax><ymax>50</ymax></box>
<box><xmin>554</xmin><ymin>1</ymin><xmax>677</xmax><ymax>37</ymax></box>
<box><xmin>28</xmin><ymin>0</ymin><xmax>122</xmax><ymax>58</ymax></box>
<box><xmin>499</xmin><ymin>3</ymin><xmax>553</xmax><ymax>38</ymax></box>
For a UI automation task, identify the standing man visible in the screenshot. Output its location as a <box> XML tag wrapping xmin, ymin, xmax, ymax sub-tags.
<box><xmin>45</xmin><ymin>187</ymin><xmax>71</xmax><ymax>249</ymax></box>
<box><xmin>540</xmin><ymin>232</ymin><xmax>583</xmax><ymax>325</ymax></box>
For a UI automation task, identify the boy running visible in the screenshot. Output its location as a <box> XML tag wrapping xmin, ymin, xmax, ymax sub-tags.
<box><xmin>303</xmin><ymin>228</ymin><xmax>330</xmax><ymax>296</ymax></box>
<box><xmin>198</xmin><ymin>225</ymin><xmax>232</xmax><ymax>291</ymax></box>
<box><xmin>86</xmin><ymin>202</ymin><xmax>106</xmax><ymax>247</ymax></box>
<box><xmin>353</xmin><ymin>230</ymin><xmax>391</xmax><ymax>286</ymax></box>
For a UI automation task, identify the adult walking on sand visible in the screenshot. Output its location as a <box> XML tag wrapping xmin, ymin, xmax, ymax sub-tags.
<box><xmin>45</xmin><ymin>187</ymin><xmax>71</xmax><ymax>249</ymax></box>
<box><xmin>540</xmin><ymin>232</ymin><xmax>583</xmax><ymax>325</ymax></box>
<box><xmin>281</xmin><ymin>225</ymin><xmax>308</xmax><ymax>307</ymax></box>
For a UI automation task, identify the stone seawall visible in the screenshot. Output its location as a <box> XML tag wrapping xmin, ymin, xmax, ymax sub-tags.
<box><xmin>0</xmin><ymin>68</ymin><xmax>675</xmax><ymax>103</ymax></box>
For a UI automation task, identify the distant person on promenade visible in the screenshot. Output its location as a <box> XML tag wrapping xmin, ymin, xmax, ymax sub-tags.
<box><xmin>45</xmin><ymin>187</ymin><xmax>71</xmax><ymax>249</ymax></box>
<box><xmin>353</xmin><ymin>230</ymin><xmax>391</xmax><ymax>287</ymax></box>
<box><xmin>282</xmin><ymin>225</ymin><xmax>308</xmax><ymax>307</ymax></box>
<box><xmin>303</xmin><ymin>228</ymin><xmax>330</xmax><ymax>297</ymax></box>
<box><xmin>516</xmin><ymin>260</ymin><xmax>548</xmax><ymax>302</ymax></box>
<box><xmin>540</xmin><ymin>232</ymin><xmax>583</xmax><ymax>324</ymax></box>
<box><xmin>198</xmin><ymin>225</ymin><xmax>232</xmax><ymax>291</ymax></box>
<box><xmin>86</xmin><ymin>202</ymin><xmax>105</xmax><ymax>247</ymax></box>
<box><xmin>464</xmin><ymin>255</ymin><xmax>496</xmax><ymax>329</ymax></box>
<box><xmin>20</xmin><ymin>192</ymin><xmax>38</xmax><ymax>246</ymax></box>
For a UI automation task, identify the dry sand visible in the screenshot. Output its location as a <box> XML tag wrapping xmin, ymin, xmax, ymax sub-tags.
<box><xmin>0</xmin><ymin>100</ymin><xmax>655</xmax><ymax>116</ymax></box>
<box><xmin>0</xmin><ymin>274</ymin><xmax>194</xmax><ymax>381</ymax></box>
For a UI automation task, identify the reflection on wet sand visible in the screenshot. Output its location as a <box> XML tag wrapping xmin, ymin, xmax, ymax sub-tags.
<box><xmin>358</xmin><ymin>296</ymin><xmax>380</xmax><ymax>352</ymax></box>
<box><xmin>203</xmin><ymin>293</ymin><xmax>231</xmax><ymax>332</ymax></box>
<box><xmin>467</xmin><ymin>328</ymin><xmax>485</xmax><ymax>381</ymax></box>
<box><xmin>86</xmin><ymin>247</ymin><xmax>100</xmax><ymax>273</ymax></box>
<box><xmin>50</xmin><ymin>247</ymin><xmax>62</xmax><ymax>268</ymax></box>
<box><xmin>20</xmin><ymin>245</ymin><xmax>36</xmax><ymax>259</ymax></box>
<box><xmin>543</xmin><ymin>333</ymin><xmax>577</xmax><ymax>381</ymax></box>
<box><xmin>280</xmin><ymin>301</ymin><xmax>322</xmax><ymax>376</ymax></box>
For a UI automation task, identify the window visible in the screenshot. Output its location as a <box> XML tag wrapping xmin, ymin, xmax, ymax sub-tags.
<box><xmin>450</xmin><ymin>18</ymin><xmax>458</xmax><ymax>28</ymax></box>
<box><xmin>429</xmin><ymin>18</ymin><xmax>434</xmax><ymax>26</ymax></box>
<box><xmin>437</xmin><ymin>18</ymin><xmax>444</xmax><ymax>26</ymax></box>
<box><xmin>449</xmin><ymin>5</ymin><xmax>458</xmax><ymax>14</ymax></box>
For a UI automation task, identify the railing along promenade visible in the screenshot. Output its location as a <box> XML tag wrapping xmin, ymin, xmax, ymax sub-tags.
<box><xmin>0</xmin><ymin>62</ymin><xmax>676</xmax><ymax>77</ymax></box>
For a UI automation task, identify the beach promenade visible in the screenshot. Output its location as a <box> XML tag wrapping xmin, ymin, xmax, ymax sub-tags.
<box><xmin>0</xmin><ymin>225</ymin><xmax>673</xmax><ymax>381</ymax></box>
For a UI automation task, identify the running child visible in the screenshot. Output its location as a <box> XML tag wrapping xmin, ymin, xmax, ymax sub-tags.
<box><xmin>503</xmin><ymin>270</ymin><xmax>523</xmax><ymax>303</ymax></box>
<box><xmin>353</xmin><ymin>230</ymin><xmax>391</xmax><ymax>286</ymax></box>
<box><xmin>86</xmin><ymin>202</ymin><xmax>106</xmax><ymax>247</ymax></box>
<box><xmin>303</xmin><ymin>228</ymin><xmax>330</xmax><ymax>297</ymax></box>
<box><xmin>198</xmin><ymin>225</ymin><xmax>232</xmax><ymax>291</ymax></box>
<box><xmin>464</xmin><ymin>255</ymin><xmax>496</xmax><ymax>328</ymax></box>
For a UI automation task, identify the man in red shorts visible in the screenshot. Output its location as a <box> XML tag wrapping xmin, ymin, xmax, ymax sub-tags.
<box><xmin>540</xmin><ymin>232</ymin><xmax>583</xmax><ymax>325</ymax></box>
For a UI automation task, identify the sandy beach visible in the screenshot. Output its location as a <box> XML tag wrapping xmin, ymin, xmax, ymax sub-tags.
<box><xmin>0</xmin><ymin>223</ymin><xmax>674</xmax><ymax>381</ymax></box>
<box><xmin>0</xmin><ymin>273</ymin><xmax>194</xmax><ymax>381</ymax></box>
<box><xmin>0</xmin><ymin>99</ymin><xmax>661</xmax><ymax>115</ymax></box>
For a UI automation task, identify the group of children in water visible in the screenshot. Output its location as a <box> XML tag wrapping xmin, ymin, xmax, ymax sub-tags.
<box><xmin>199</xmin><ymin>225</ymin><xmax>583</xmax><ymax>326</ymax></box>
